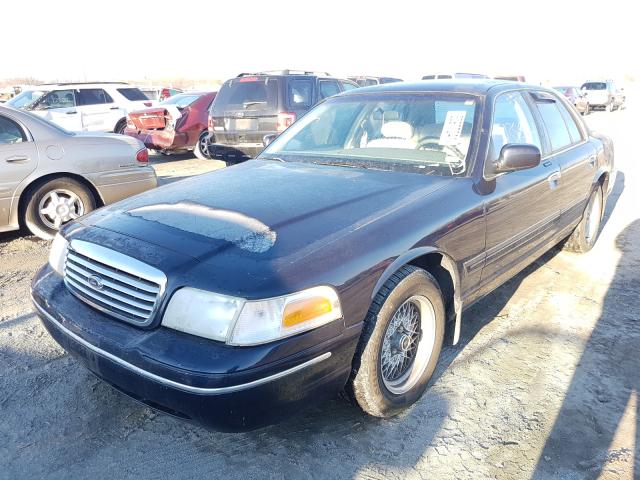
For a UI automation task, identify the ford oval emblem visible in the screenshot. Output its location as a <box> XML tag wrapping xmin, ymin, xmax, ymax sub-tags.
<box><xmin>87</xmin><ymin>275</ymin><xmax>104</xmax><ymax>290</ymax></box>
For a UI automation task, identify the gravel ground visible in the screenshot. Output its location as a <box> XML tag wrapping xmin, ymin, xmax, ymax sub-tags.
<box><xmin>0</xmin><ymin>109</ymin><xmax>638</xmax><ymax>479</ymax></box>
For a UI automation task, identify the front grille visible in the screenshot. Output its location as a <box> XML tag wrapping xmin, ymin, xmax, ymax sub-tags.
<box><xmin>63</xmin><ymin>240</ymin><xmax>166</xmax><ymax>326</ymax></box>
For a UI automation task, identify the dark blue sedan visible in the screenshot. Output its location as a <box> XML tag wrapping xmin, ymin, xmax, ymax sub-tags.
<box><xmin>32</xmin><ymin>80</ymin><xmax>614</xmax><ymax>430</ymax></box>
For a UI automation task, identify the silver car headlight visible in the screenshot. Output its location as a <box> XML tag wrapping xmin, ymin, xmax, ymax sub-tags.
<box><xmin>48</xmin><ymin>233</ymin><xmax>69</xmax><ymax>276</ymax></box>
<box><xmin>161</xmin><ymin>285</ymin><xmax>342</xmax><ymax>346</ymax></box>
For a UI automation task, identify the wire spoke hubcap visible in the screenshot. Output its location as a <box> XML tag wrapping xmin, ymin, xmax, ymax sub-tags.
<box><xmin>381</xmin><ymin>295</ymin><xmax>436</xmax><ymax>395</ymax></box>
<box><xmin>38</xmin><ymin>189</ymin><xmax>84</xmax><ymax>230</ymax></box>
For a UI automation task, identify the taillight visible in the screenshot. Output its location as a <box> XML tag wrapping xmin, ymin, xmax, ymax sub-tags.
<box><xmin>277</xmin><ymin>112</ymin><xmax>296</xmax><ymax>133</ymax></box>
<box><xmin>136</xmin><ymin>148</ymin><xmax>149</xmax><ymax>163</ymax></box>
<box><xmin>208</xmin><ymin>115</ymin><xmax>215</xmax><ymax>133</ymax></box>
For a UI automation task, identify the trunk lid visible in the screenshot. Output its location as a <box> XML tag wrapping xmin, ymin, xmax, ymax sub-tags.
<box><xmin>129</xmin><ymin>108</ymin><xmax>168</xmax><ymax>130</ymax></box>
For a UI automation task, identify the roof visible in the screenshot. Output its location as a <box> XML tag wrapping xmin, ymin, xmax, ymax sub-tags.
<box><xmin>342</xmin><ymin>79</ymin><xmax>544</xmax><ymax>96</ymax></box>
<box><xmin>34</xmin><ymin>82</ymin><xmax>130</xmax><ymax>88</ymax></box>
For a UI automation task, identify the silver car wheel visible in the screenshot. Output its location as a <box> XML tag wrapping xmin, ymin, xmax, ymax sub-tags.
<box><xmin>381</xmin><ymin>295</ymin><xmax>436</xmax><ymax>395</ymax></box>
<box><xmin>38</xmin><ymin>189</ymin><xmax>84</xmax><ymax>229</ymax></box>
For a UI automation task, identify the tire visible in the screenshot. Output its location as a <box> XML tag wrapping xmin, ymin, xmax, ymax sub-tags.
<box><xmin>114</xmin><ymin>119</ymin><xmax>127</xmax><ymax>134</ymax></box>
<box><xmin>564</xmin><ymin>185</ymin><xmax>603</xmax><ymax>253</ymax></box>
<box><xmin>23</xmin><ymin>177</ymin><xmax>96</xmax><ymax>240</ymax></box>
<box><xmin>194</xmin><ymin>130</ymin><xmax>211</xmax><ymax>160</ymax></box>
<box><xmin>348</xmin><ymin>265</ymin><xmax>445</xmax><ymax>418</ymax></box>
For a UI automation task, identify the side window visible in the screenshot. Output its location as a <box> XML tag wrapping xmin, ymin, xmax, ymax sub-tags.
<box><xmin>556</xmin><ymin>101</ymin><xmax>583</xmax><ymax>144</ymax></box>
<box><xmin>318</xmin><ymin>80</ymin><xmax>340</xmax><ymax>100</ymax></box>
<box><xmin>35</xmin><ymin>90</ymin><xmax>76</xmax><ymax>110</ymax></box>
<box><xmin>535</xmin><ymin>100</ymin><xmax>573</xmax><ymax>152</ymax></box>
<box><xmin>0</xmin><ymin>115</ymin><xmax>27</xmax><ymax>144</ymax></box>
<box><xmin>287</xmin><ymin>79</ymin><xmax>313</xmax><ymax>108</ymax></box>
<box><xmin>340</xmin><ymin>81</ymin><xmax>358</xmax><ymax>92</ymax></box>
<box><xmin>488</xmin><ymin>91</ymin><xmax>541</xmax><ymax>167</ymax></box>
<box><xmin>76</xmin><ymin>88</ymin><xmax>113</xmax><ymax>106</ymax></box>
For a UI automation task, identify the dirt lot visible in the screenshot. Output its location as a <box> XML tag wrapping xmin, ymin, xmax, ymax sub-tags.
<box><xmin>0</xmin><ymin>108</ymin><xmax>638</xmax><ymax>480</ymax></box>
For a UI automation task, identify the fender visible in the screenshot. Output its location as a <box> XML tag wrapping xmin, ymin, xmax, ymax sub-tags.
<box><xmin>371</xmin><ymin>247</ymin><xmax>464</xmax><ymax>345</ymax></box>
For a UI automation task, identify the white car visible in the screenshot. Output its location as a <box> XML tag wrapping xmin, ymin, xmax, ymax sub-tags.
<box><xmin>0</xmin><ymin>106</ymin><xmax>157</xmax><ymax>239</ymax></box>
<box><xmin>5</xmin><ymin>83</ymin><xmax>155</xmax><ymax>134</ymax></box>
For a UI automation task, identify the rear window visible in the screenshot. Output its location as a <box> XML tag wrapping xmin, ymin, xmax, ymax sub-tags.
<box><xmin>582</xmin><ymin>82</ymin><xmax>606</xmax><ymax>90</ymax></box>
<box><xmin>212</xmin><ymin>77</ymin><xmax>279</xmax><ymax>114</ymax></box>
<box><xmin>117</xmin><ymin>88</ymin><xmax>148</xmax><ymax>101</ymax></box>
<box><xmin>161</xmin><ymin>94</ymin><xmax>201</xmax><ymax>107</ymax></box>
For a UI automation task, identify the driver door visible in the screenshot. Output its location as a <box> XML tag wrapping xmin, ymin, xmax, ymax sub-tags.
<box><xmin>480</xmin><ymin>91</ymin><xmax>562</xmax><ymax>286</ymax></box>
<box><xmin>34</xmin><ymin>89</ymin><xmax>83</xmax><ymax>131</ymax></box>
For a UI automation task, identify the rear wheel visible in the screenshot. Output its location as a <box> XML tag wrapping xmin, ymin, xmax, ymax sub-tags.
<box><xmin>23</xmin><ymin>177</ymin><xmax>96</xmax><ymax>240</ymax></box>
<box><xmin>194</xmin><ymin>130</ymin><xmax>211</xmax><ymax>160</ymax></box>
<box><xmin>564</xmin><ymin>185</ymin><xmax>603</xmax><ymax>253</ymax></box>
<box><xmin>114</xmin><ymin>118</ymin><xmax>127</xmax><ymax>134</ymax></box>
<box><xmin>348</xmin><ymin>266</ymin><xmax>445</xmax><ymax>417</ymax></box>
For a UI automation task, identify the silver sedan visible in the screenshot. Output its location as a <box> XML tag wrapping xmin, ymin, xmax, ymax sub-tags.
<box><xmin>0</xmin><ymin>106</ymin><xmax>157</xmax><ymax>239</ymax></box>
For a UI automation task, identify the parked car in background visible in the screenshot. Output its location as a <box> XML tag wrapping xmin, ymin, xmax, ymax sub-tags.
<box><xmin>0</xmin><ymin>106</ymin><xmax>156</xmax><ymax>239</ymax></box>
<box><xmin>207</xmin><ymin>70</ymin><xmax>358</xmax><ymax>162</ymax></box>
<box><xmin>124</xmin><ymin>91</ymin><xmax>216</xmax><ymax>159</ymax></box>
<box><xmin>6</xmin><ymin>83</ymin><xmax>154</xmax><ymax>133</ymax></box>
<box><xmin>140</xmin><ymin>86</ymin><xmax>183</xmax><ymax>102</ymax></box>
<box><xmin>33</xmin><ymin>80</ymin><xmax>613</xmax><ymax>431</ymax></box>
<box><xmin>553</xmin><ymin>86</ymin><xmax>589</xmax><ymax>115</ymax></box>
<box><xmin>613</xmin><ymin>87</ymin><xmax>626</xmax><ymax>110</ymax></box>
<box><xmin>581</xmin><ymin>80</ymin><xmax>618</xmax><ymax>112</ymax></box>
<box><xmin>347</xmin><ymin>76</ymin><xmax>403</xmax><ymax>87</ymax></box>
<box><xmin>493</xmin><ymin>75</ymin><xmax>526</xmax><ymax>82</ymax></box>
<box><xmin>422</xmin><ymin>73</ymin><xmax>488</xmax><ymax>80</ymax></box>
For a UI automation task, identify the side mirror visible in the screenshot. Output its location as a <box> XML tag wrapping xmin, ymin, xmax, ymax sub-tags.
<box><xmin>263</xmin><ymin>133</ymin><xmax>278</xmax><ymax>147</ymax></box>
<box><xmin>494</xmin><ymin>144</ymin><xmax>541</xmax><ymax>173</ymax></box>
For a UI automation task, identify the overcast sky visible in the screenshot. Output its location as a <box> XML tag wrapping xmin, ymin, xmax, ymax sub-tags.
<box><xmin>1</xmin><ymin>0</ymin><xmax>637</xmax><ymax>86</ymax></box>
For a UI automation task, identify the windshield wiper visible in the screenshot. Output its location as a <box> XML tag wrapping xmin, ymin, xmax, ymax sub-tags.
<box><xmin>243</xmin><ymin>101</ymin><xmax>267</xmax><ymax>108</ymax></box>
<box><xmin>260</xmin><ymin>156</ymin><xmax>285</xmax><ymax>162</ymax></box>
<box><xmin>311</xmin><ymin>160</ymin><xmax>372</xmax><ymax>170</ymax></box>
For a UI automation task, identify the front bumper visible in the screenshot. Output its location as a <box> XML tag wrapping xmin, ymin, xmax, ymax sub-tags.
<box><xmin>32</xmin><ymin>266</ymin><xmax>357</xmax><ymax>431</ymax></box>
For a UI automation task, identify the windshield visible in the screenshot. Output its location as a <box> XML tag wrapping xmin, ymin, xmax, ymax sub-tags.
<box><xmin>261</xmin><ymin>93</ymin><xmax>478</xmax><ymax>176</ymax></box>
<box><xmin>6</xmin><ymin>90</ymin><xmax>47</xmax><ymax>109</ymax></box>
<box><xmin>161</xmin><ymin>93</ymin><xmax>200</xmax><ymax>107</ymax></box>
<box><xmin>582</xmin><ymin>82</ymin><xmax>606</xmax><ymax>90</ymax></box>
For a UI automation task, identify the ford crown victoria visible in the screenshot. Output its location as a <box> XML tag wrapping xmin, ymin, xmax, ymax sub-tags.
<box><xmin>32</xmin><ymin>80</ymin><xmax>614</xmax><ymax>430</ymax></box>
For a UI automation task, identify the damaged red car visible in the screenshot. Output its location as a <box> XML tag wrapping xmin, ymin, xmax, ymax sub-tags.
<box><xmin>124</xmin><ymin>91</ymin><xmax>216</xmax><ymax>159</ymax></box>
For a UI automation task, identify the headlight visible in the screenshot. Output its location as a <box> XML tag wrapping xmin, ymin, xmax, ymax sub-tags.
<box><xmin>48</xmin><ymin>233</ymin><xmax>69</xmax><ymax>276</ymax></box>
<box><xmin>161</xmin><ymin>285</ymin><xmax>342</xmax><ymax>346</ymax></box>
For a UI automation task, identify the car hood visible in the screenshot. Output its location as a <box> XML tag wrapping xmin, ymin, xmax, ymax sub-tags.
<box><xmin>75</xmin><ymin>160</ymin><xmax>451</xmax><ymax>294</ymax></box>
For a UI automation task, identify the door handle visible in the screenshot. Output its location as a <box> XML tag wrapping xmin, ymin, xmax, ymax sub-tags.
<box><xmin>547</xmin><ymin>171</ymin><xmax>561</xmax><ymax>187</ymax></box>
<box><xmin>5</xmin><ymin>155</ymin><xmax>29</xmax><ymax>163</ymax></box>
<box><xmin>588</xmin><ymin>155</ymin><xmax>597</xmax><ymax>168</ymax></box>
<box><xmin>110</xmin><ymin>107</ymin><xmax>120</xmax><ymax>110</ymax></box>
<box><xmin>66</xmin><ymin>111</ymin><xmax>77</xmax><ymax>115</ymax></box>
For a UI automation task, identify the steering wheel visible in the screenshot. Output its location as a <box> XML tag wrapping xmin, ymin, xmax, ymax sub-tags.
<box><xmin>416</xmin><ymin>136</ymin><xmax>443</xmax><ymax>151</ymax></box>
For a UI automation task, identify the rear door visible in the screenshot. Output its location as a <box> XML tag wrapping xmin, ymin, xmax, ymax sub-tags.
<box><xmin>77</xmin><ymin>88</ymin><xmax>114</xmax><ymax>132</ymax></box>
<box><xmin>210</xmin><ymin>76</ymin><xmax>281</xmax><ymax>149</ymax></box>
<box><xmin>0</xmin><ymin>114</ymin><xmax>38</xmax><ymax>227</ymax></box>
<box><xmin>480</xmin><ymin>91</ymin><xmax>561</xmax><ymax>284</ymax></box>
<box><xmin>530</xmin><ymin>91</ymin><xmax>596</xmax><ymax>233</ymax></box>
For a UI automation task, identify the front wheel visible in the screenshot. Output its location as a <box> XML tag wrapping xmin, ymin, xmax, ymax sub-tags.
<box><xmin>194</xmin><ymin>130</ymin><xmax>211</xmax><ymax>160</ymax></box>
<box><xmin>23</xmin><ymin>177</ymin><xmax>96</xmax><ymax>240</ymax></box>
<box><xmin>564</xmin><ymin>186</ymin><xmax>603</xmax><ymax>253</ymax></box>
<box><xmin>348</xmin><ymin>265</ymin><xmax>445</xmax><ymax>418</ymax></box>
